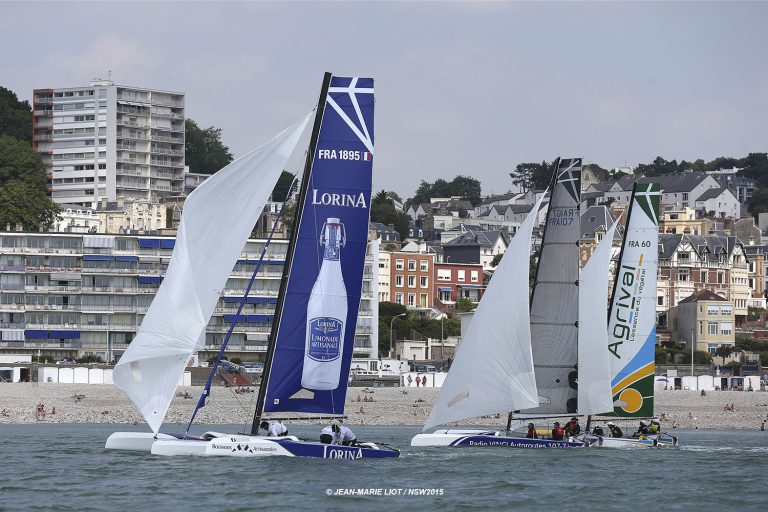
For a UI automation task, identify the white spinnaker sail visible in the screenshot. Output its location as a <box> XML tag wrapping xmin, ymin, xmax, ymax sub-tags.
<box><xmin>423</xmin><ymin>195</ymin><xmax>545</xmax><ymax>431</ymax></box>
<box><xmin>113</xmin><ymin>114</ymin><xmax>311</xmax><ymax>433</ymax></box>
<box><xmin>577</xmin><ymin>219</ymin><xmax>619</xmax><ymax>416</ymax></box>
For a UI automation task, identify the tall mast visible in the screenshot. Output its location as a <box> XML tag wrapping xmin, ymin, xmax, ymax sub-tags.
<box><xmin>250</xmin><ymin>72</ymin><xmax>333</xmax><ymax>434</ymax></box>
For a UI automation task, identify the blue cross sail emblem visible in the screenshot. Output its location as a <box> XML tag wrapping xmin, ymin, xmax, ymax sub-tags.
<box><xmin>557</xmin><ymin>158</ymin><xmax>582</xmax><ymax>204</ymax></box>
<box><xmin>327</xmin><ymin>77</ymin><xmax>374</xmax><ymax>154</ymax></box>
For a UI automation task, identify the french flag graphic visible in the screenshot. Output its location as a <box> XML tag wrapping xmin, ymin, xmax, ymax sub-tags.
<box><xmin>363</xmin><ymin>151</ymin><xmax>372</xmax><ymax>161</ymax></box>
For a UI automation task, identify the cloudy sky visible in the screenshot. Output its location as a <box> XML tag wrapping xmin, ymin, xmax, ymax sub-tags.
<box><xmin>2</xmin><ymin>1</ymin><xmax>766</xmax><ymax>199</ymax></box>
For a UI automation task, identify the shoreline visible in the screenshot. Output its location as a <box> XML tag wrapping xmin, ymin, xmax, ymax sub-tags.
<box><xmin>2</xmin><ymin>384</ymin><xmax>768</xmax><ymax>430</ymax></box>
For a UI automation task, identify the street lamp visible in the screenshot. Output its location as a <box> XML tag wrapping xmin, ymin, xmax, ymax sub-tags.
<box><xmin>389</xmin><ymin>313</ymin><xmax>406</xmax><ymax>358</ymax></box>
<box><xmin>440</xmin><ymin>314</ymin><xmax>444</xmax><ymax>363</ymax></box>
<box><xmin>690</xmin><ymin>327</ymin><xmax>695</xmax><ymax>390</ymax></box>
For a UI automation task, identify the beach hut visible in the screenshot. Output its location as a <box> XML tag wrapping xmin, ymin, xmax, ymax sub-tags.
<box><xmin>88</xmin><ymin>368</ymin><xmax>104</xmax><ymax>384</ymax></box>
<box><xmin>103</xmin><ymin>368</ymin><xmax>114</xmax><ymax>385</ymax></box>
<box><xmin>38</xmin><ymin>366</ymin><xmax>59</xmax><ymax>383</ymax></box>
<box><xmin>745</xmin><ymin>376</ymin><xmax>760</xmax><ymax>391</ymax></box>
<box><xmin>697</xmin><ymin>375</ymin><xmax>714</xmax><ymax>390</ymax></box>
<box><xmin>59</xmin><ymin>367</ymin><xmax>74</xmax><ymax>383</ymax></box>
<box><xmin>682</xmin><ymin>375</ymin><xmax>698</xmax><ymax>390</ymax></box>
<box><xmin>73</xmin><ymin>367</ymin><xmax>89</xmax><ymax>384</ymax></box>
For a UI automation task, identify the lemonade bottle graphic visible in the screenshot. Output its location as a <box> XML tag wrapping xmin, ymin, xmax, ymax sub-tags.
<box><xmin>301</xmin><ymin>218</ymin><xmax>348</xmax><ymax>390</ymax></box>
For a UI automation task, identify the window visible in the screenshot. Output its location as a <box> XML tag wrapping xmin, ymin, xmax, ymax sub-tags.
<box><xmin>407</xmin><ymin>293</ymin><xmax>415</xmax><ymax>306</ymax></box>
<box><xmin>408</xmin><ymin>276</ymin><xmax>416</xmax><ymax>288</ymax></box>
<box><xmin>708</xmin><ymin>344</ymin><xmax>718</xmax><ymax>356</ymax></box>
<box><xmin>408</xmin><ymin>260</ymin><xmax>416</xmax><ymax>271</ymax></box>
<box><xmin>717</xmin><ymin>272</ymin><xmax>724</xmax><ymax>284</ymax></box>
<box><xmin>420</xmin><ymin>276</ymin><xmax>428</xmax><ymax>288</ymax></box>
<box><xmin>471</xmin><ymin>270</ymin><xmax>479</xmax><ymax>283</ymax></box>
<box><xmin>395</xmin><ymin>293</ymin><xmax>403</xmax><ymax>305</ymax></box>
<box><xmin>721</xmin><ymin>305</ymin><xmax>732</xmax><ymax>316</ymax></box>
<box><xmin>395</xmin><ymin>259</ymin><xmax>404</xmax><ymax>270</ymax></box>
<box><xmin>720</xmin><ymin>322</ymin><xmax>733</xmax><ymax>336</ymax></box>
<box><xmin>657</xmin><ymin>296</ymin><xmax>664</xmax><ymax>306</ymax></box>
<box><xmin>701</xmin><ymin>271</ymin><xmax>707</xmax><ymax>283</ymax></box>
<box><xmin>420</xmin><ymin>260</ymin><xmax>428</xmax><ymax>272</ymax></box>
<box><xmin>707</xmin><ymin>305</ymin><xmax>719</xmax><ymax>316</ymax></box>
<box><xmin>678</xmin><ymin>252</ymin><xmax>690</xmax><ymax>262</ymax></box>
<box><xmin>682</xmin><ymin>192</ymin><xmax>689</xmax><ymax>202</ymax></box>
<box><xmin>708</xmin><ymin>321</ymin><xmax>718</xmax><ymax>336</ymax></box>
<box><xmin>395</xmin><ymin>275</ymin><xmax>404</xmax><ymax>287</ymax></box>
<box><xmin>458</xmin><ymin>270</ymin><xmax>466</xmax><ymax>282</ymax></box>
<box><xmin>437</xmin><ymin>269</ymin><xmax>451</xmax><ymax>281</ymax></box>
<box><xmin>439</xmin><ymin>289</ymin><xmax>452</xmax><ymax>302</ymax></box>
<box><xmin>677</xmin><ymin>269</ymin><xmax>690</xmax><ymax>282</ymax></box>
<box><xmin>420</xmin><ymin>293</ymin><xmax>428</xmax><ymax>307</ymax></box>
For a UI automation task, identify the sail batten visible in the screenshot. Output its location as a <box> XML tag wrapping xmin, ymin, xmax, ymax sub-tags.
<box><xmin>423</xmin><ymin>194</ymin><xmax>546</xmax><ymax>431</ymax></box>
<box><xmin>112</xmin><ymin>115</ymin><xmax>311</xmax><ymax>433</ymax></box>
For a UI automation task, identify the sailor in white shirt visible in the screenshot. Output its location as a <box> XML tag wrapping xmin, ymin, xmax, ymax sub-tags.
<box><xmin>320</xmin><ymin>420</ymin><xmax>357</xmax><ymax>446</ymax></box>
<box><xmin>259</xmin><ymin>420</ymin><xmax>288</xmax><ymax>437</ymax></box>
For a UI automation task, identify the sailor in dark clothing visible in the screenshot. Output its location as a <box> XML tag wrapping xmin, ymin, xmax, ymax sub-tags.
<box><xmin>591</xmin><ymin>425</ymin><xmax>605</xmax><ymax>436</ymax></box>
<box><xmin>635</xmin><ymin>421</ymin><xmax>650</xmax><ymax>437</ymax></box>
<box><xmin>525</xmin><ymin>423</ymin><xmax>538</xmax><ymax>439</ymax></box>
<box><xmin>564</xmin><ymin>417</ymin><xmax>581</xmax><ymax>437</ymax></box>
<box><xmin>607</xmin><ymin>422</ymin><xmax>623</xmax><ymax>438</ymax></box>
<box><xmin>551</xmin><ymin>422</ymin><xmax>564</xmax><ymax>440</ymax></box>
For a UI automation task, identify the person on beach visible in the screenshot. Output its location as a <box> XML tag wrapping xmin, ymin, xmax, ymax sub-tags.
<box><xmin>564</xmin><ymin>417</ymin><xmax>581</xmax><ymax>437</ymax></box>
<box><xmin>607</xmin><ymin>422</ymin><xmax>623</xmax><ymax>438</ymax></box>
<box><xmin>407</xmin><ymin>375</ymin><xmax>413</xmax><ymax>387</ymax></box>
<box><xmin>551</xmin><ymin>422</ymin><xmax>564</xmax><ymax>440</ymax></box>
<box><xmin>259</xmin><ymin>420</ymin><xmax>288</xmax><ymax>437</ymax></box>
<box><xmin>525</xmin><ymin>423</ymin><xmax>538</xmax><ymax>439</ymax></box>
<box><xmin>421</xmin><ymin>376</ymin><xmax>427</xmax><ymax>387</ymax></box>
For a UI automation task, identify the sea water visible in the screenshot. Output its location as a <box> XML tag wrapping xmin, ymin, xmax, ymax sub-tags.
<box><xmin>1</xmin><ymin>424</ymin><xmax>766</xmax><ymax>511</ymax></box>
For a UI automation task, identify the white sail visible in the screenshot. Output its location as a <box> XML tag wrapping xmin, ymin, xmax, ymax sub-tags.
<box><xmin>577</xmin><ymin>219</ymin><xmax>619</xmax><ymax>416</ymax></box>
<box><xmin>113</xmin><ymin>114</ymin><xmax>311</xmax><ymax>433</ymax></box>
<box><xmin>423</xmin><ymin>195</ymin><xmax>545</xmax><ymax>431</ymax></box>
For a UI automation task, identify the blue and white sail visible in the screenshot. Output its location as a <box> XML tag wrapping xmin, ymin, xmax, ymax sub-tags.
<box><xmin>263</xmin><ymin>77</ymin><xmax>374</xmax><ymax>415</ymax></box>
<box><xmin>112</xmin><ymin>116</ymin><xmax>311</xmax><ymax>434</ymax></box>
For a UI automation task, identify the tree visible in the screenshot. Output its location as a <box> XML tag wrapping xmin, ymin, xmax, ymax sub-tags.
<box><xmin>371</xmin><ymin>190</ymin><xmax>410</xmax><ymax>240</ymax></box>
<box><xmin>0</xmin><ymin>86</ymin><xmax>32</xmax><ymax>143</ymax></box>
<box><xmin>510</xmin><ymin>161</ymin><xmax>552</xmax><ymax>192</ymax></box>
<box><xmin>407</xmin><ymin>176</ymin><xmax>483</xmax><ymax>208</ymax></box>
<box><xmin>271</xmin><ymin>171</ymin><xmax>297</xmax><ymax>201</ymax></box>
<box><xmin>0</xmin><ymin>135</ymin><xmax>59</xmax><ymax>230</ymax></box>
<box><xmin>184</xmin><ymin>119</ymin><xmax>233</xmax><ymax>174</ymax></box>
<box><xmin>454</xmin><ymin>298</ymin><xmax>476</xmax><ymax>312</ymax></box>
<box><xmin>715</xmin><ymin>345</ymin><xmax>733</xmax><ymax>365</ymax></box>
<box><xmin>490</xmin><ymin>253</ymin><xmax>503</xmax><ymax>267</ymax></box>
<box><xmin>449</xmin><ymin>175</ymin><xmax>482</xmax><ymax>206</ymax></box>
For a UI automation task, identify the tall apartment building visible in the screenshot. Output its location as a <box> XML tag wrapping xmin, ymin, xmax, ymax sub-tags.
<box><xmin>32</xmin><ymin>79</ymin><xmax>185</xmax><ymax>207</ymax></box>
<box><xmin>386</xmin><ymin>250</ymin><xmax>435</xmax><ymax>310</ymax></box>
<box><xmin>0</xmin><ymin>231</ymin><xmax>377</xmax><ymax>362</ymax></box>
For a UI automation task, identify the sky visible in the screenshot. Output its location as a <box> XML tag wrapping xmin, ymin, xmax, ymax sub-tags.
<box><xmin>1</xmin><ymin>1</ymin><xmax>766</xmax><ymax>199</ymax></box>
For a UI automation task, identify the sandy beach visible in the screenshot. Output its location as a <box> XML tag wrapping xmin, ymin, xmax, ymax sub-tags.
<box><xmin>2</xmin><ymin>383</ymin><xmax>768</xmax><ymax>431</ymax></box>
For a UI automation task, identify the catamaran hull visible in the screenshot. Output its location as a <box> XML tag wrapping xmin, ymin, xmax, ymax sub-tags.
<box><xmin>587</xmin><ymin>434</ymin><xmax>679</xmax><ymax>448</ymax></box>
<box><xmin>151</xmin><ymin>435</ymin><xmax>400</xmax><ymax>459</ymax></box>
<box><xmin>411</xmin><ymin>430</ymin><xmax>588</xmax><ymax>449</ymax></box>
<box><xmin>105</xmin><ymin>432</ymin><xmax>178</xmax><ymax>451</ymax></box>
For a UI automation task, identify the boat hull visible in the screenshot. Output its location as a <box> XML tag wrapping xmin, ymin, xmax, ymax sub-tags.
<box><xmin>105</xmin><ymin>432</ymin><xmax>178</xmax><ymax>451</ymax></box>
<box><xmin>151</xmin><ymin>434</ymin><xmax>399</xmax><ymax>459</ymax></box>
<box><xmin>412</xmin><ymin>430</ymin><xmax>588</xmax><ymax>449</ymax></box>
<box><xmin>587</xmin><ymin>434</ymin><xmax>679</xmax><ymax>448</ymax></box>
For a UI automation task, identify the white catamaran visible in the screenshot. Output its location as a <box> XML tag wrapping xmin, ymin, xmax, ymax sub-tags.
<box><xmin>413</xmin><ymin>158</ymin><xmax>620</xmax><ymax>448</ymax></box>
<box><xmin>106</xmin><ymin>73</ymin><xmax>398</xmax><ymax>459</ymax></box>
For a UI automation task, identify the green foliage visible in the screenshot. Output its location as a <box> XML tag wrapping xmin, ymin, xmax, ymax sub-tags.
<box><xmin>679</xmin><ymin>350</ymin><xmax>713</xmax><ymax>365</ymax></box>
<box><xmin>0</xmin><ymin>86</ymin><xmax>32</xmax><ymax>143</ymax></box>
<box><xmin>229</xmin><ymin>357</ymin><xmax>242</xmax><ymax>365</ymax></box>
<box><xmin>655</xmin><ymin>346</ymin><xmax>670</xmax><ymax>364</ymax></box>
<box><xmin>735</xmin><ymin>336</ymin><xmax>768</xmax><ymax>352</ymax></box>
<box><xmin>747</xmin><ymin>306</ymin><xmax>767</xmax><ymax>322</ymax></box>
<box><xmin>490</xmin><ymin>253</ymin><xmax>503</xmax><ymax>268</ymax></box>
<box><xmin>0</xmin><ymin>135</ymin><xmax>59</xmax><ymax>230</ymax></box>
<box><xmin>379</xmin><ymin>301</ymin><xmax>407</xmax><ymax>318</ymax></box>
<box><xmin>371</xmin><ymin>190</ymin><xmax>411</xmax><ymax>240</ymax></box>
<box><xmin>747</xmin><ymin>187</ymin><xmax>768</xmax><ymax>217</ymax></box>
<box><xmin>409</xmin><ymin>175</ymin><xmax>482</xmax><ymax>207</ymax></box>
<box><xmin>726</xmin><ymin>360</ymin><xmax>743</xmax><ymax>373</ymax></box>
<box><xmin>184</xmin><ymin>119</ymin><xmax>233</xmax><ymax>174</ymax></box>
<box><xmin>454</xmin><ymin>298</ymin><xmax>476</xmax><ymax>312</ymax></box>
<box><xmin>271</xmin><ymin>171</ymin><xmax>297</xmax><ymax>201</ymax></box>
<box><xmin>76</xmin><ymin>354</ymin><xmax>104</xmax><ymax>364</ymax></box>
<box><xmin>510</xmin><ymin>161</ymin><xmax>553</xmax><ymax>192</ymax></box>
<box><xmin>714</xmin><ymin>345</ymin><xmax>733</xmax><ymax>364</ymax></box>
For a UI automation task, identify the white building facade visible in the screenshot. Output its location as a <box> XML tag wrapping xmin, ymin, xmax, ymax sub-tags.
<box><xmin>33</xmin><ymin>79</ymin><xmax>185</xmax><ymax>208</ymax></box>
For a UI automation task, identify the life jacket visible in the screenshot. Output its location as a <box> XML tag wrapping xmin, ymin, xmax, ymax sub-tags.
<box><xmin>552</xmin><ymin>426</ymin><xmax>564</xmax><ymax>439</ymax></box>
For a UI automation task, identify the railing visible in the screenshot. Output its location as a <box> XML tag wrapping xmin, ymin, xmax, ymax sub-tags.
<box><xmin>0</xmin><ymin>322</ymin><xmax>24</xmax><ymax>328</ymax></box>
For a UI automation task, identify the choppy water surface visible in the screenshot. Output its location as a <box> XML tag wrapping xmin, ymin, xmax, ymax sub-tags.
<box><xmin>1</xmin><ymin>424</ymin><xmax>766</xmax><ymax>511</ymax></box>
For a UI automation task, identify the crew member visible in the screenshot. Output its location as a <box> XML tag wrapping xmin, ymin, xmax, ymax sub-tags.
<box><xmin>607</xmin><ymin>421</ymin><xmax>623</xmax><ymax>438</ymax></box>
<box><xmin>320</xmin><ymin>425</ymin><xmax>334</xmax><ymax>444</ymax></box>
<box><xmin>322</xmin><ymin>420</ymin><xmax>358</xmax><ymax>446</ymax></box>
<box><xmin>591</xmin><ymin>425</ymin><xmax>605</xmax><ymax>437</ymax></box>
<box><xmin>648</xmin><ymin>418</ymin><xmax>661</xmax><ymax>435</ymax></box>
<box><xmin>551</xmin><ymin>421</ymin><xmax>564</xmax><ymax>440</ymax></box>
<box><xmin>564</xmin><ymin>417</ymin><xmax>581</xmax><ymax>437</ymax></box>
<box><xmin>259</xmin><ymin>420</ymin><xmax>288</xmax><ymax>437</ymax></box>
<box><xmin>635</xmin><ymin>421</ymin><xmax>650</xmax><ymax>437</ymax></box>
<box><xmin>525</xmin><ymin>423</ymin><xmax>538</xmax><ymax>439</ymax></box>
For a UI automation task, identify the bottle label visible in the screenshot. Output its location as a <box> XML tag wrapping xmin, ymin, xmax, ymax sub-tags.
<box><xmin>308</xmin><ymin>317</ymin><xmax>343</xmax><ymax>361</ymax></box>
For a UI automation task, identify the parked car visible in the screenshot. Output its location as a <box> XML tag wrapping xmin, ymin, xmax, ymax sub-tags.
<box><xmin>241</xmin><ymin>362</ymin><xmax>264</xmax><ymax>375</ymax></box>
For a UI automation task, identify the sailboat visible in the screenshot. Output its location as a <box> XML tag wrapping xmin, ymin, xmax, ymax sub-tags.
<box><xmin>586</xmin><ymin>182</ymin><xmax>678</xmax><ymax>447</ymax></box>
<box><xmin>106</xmin><ymin>73</ymin><xmax>398</xmax><ymax>459</ymax></box>
<box><xmin>412</xmin><ymin>158</ymin><xmax>617</xmax><ymax>448</ymax></box>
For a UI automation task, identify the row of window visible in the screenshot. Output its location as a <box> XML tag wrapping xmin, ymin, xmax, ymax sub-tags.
<box><xmin>394</xmin><ymin>275</ymin><xmax>429</xmax><ymax>288</ymax></box>
<box><xmin>701</xmin><ymin>321</ymin><xmax>733</xmax><ymax>336</ymax></box>
<box><xmin>394</xmin><ymin>259</ymin><xmax>429</xmax><ymax>271</ymax></box>
<box><xmin>393</xmin><ymin>292</ymin><xmax>430</xmax><ymax>307</ymax></box>
<box><xmin>701</xmin><ymin>304</ymin><xmax>733</xmax><ymax>316</ymax></box>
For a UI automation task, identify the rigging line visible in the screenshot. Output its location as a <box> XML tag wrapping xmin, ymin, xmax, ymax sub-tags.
<box><xmin>185</xmin><ymin>173</ymin><xmax>300</xmax><ymax>435</ymax></box>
